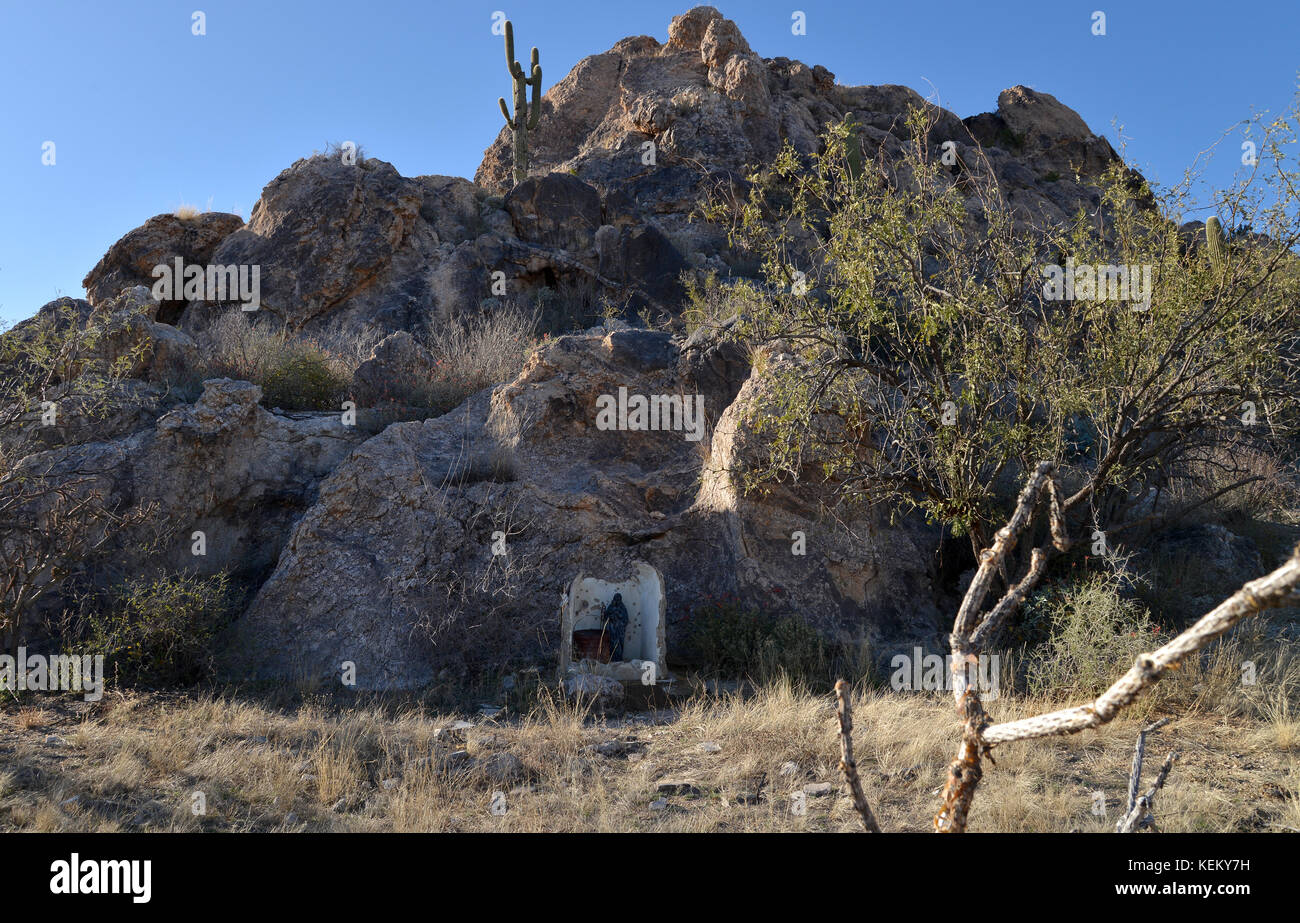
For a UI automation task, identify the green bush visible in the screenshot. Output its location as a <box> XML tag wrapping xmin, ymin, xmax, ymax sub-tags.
<box><xmin>193</xmin><ymin>312</ymin><xmax>354</xmax><ymax>412</ymax></box>
<box><xmin>86</xmin><ymin>572</ymin><xmax>234</xmax><ymax>686</ymax></box>
<box><xmin>1020</xmin><ymin>572</ymin><xmax>1162</xmax><ymax>700</ymax></box>
<box><xmin>260</xmin><ymin>347</ymin><xmax>349</xmax><ymax>411</ymax></box>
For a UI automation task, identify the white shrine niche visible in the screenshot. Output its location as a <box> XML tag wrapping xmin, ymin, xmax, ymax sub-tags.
<box><xmin>559</xmin><ymin>561</ymin><xmax>668</xmax><ymax>686</ymax></box>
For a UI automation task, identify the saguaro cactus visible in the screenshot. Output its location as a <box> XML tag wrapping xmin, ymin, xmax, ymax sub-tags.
<box><xmin>498</xmin><ymin>21</ymin><xmax>542</xmax><ymax>186</ymax></box>
<box><xmin>1205</xmin><ymin>216</ymin><xmax>1227</xmax><ymax>277</ymax></box>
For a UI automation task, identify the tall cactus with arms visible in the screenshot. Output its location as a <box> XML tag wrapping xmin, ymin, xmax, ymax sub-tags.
<box><xmin>498</xmin><ymin>20</ymin><xmax>542</xmax><ymax>186</ymax></box>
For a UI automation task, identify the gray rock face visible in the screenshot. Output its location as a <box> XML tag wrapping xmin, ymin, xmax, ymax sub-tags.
<box><xmin>505</xmin><ymin>173</ymin><xmax>603</xmax><ymax>252</ymax></box>
<box><xmin>81</xmin><ymin>212</ymin><xmax>245</xmax><ymax>318</ymax></box>
<box><xmin>1</xmin><ymin>378</ymin><xmax>177</xmax><ymax>460</ymax></box>
<box><xmin>350</xmin><ymin>330</ymin><xmax>438</xmax><ymax>407</ymax></box>
<box><xmin>199</xmin><ymin>157</ymin><xmax>431</xmax><ymax>336</ymax></box>
<box><xmin>1</xmin><ymin>289</ymin><xmax>196</xmax><ymax>458</ymax></box>
<box><xmin>229</xmin><ymin>329</ymin><xmax>946</xmax><ymax>689</ymax></box>
<box><xmin>476</xmin><ymin>6</ymin><xmax>1120</xmax><ymax>270</ymax></box>
<box><xmin>72</xmin><ymin>13</ymin><xmax>1117</xmax><ymax>345</ymax></box>
<box><xmin>86</xmin><ymin>287</ymin><xmax>199</xmax><ymax>384</ymax></box>
<box><xmin>13</xmin><ymin>378</ymin><xmax>368</xmax><ymax>589</ymax></box>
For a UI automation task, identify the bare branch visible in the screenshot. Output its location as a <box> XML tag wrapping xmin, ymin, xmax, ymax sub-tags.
<box><xmin>934</xmin><ymin>689</ymin><xmax>990</xmax><ymax>833</ymax></box>
<box><xmin>1124</xmin><ymin>717</ymin><xmax>1170</xmax><ymax>818</ymax></box>
<box><xmin>1118</xmin><ymin>748</ymin><xmax>1178</xmax><ymax>833</ymax></box>
<box><xmin>983</xmin><ymin>543</ymin><xmax>1300</xmax><ymax>747</ymax></box>
<box><xmin>834</xmin><ymin>679</ymin><xmax>881</xmax><ymax>832</ymax></box>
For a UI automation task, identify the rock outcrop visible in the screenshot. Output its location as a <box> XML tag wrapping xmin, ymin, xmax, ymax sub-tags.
<box><xmin>476</xmin><ymin>6</ymin><xmax>1120</xmax><ymax>274</ymax></box>
<box><xmin>230</xmin><ymin>329</ymin><xmax>947</xmax><ymax>689</ymax></box>
<box><xmin>81</xmin><ymin>212</ymin><xmax>245</xmax><ymax>321</ymax></box>
<box><xmin>13</xmin><ymin>378</ymin><xmax>368</xmax><ymax>589</ymax></box>
<box><xmin>74</xmin><ymin>9</ymin><xmax>1123</xmax><ymax>345</ymax></box>
<box><xmin>5</xmin><ymin>6</ymin><xmax>1156</xmax><ymax>689</ymax></box>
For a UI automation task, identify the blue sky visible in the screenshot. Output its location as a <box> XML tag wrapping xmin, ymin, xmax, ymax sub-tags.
<box><xmin>1</xmin><ymin>0</ymin><xmax>1296</xmax><ymax>327</ymax></box>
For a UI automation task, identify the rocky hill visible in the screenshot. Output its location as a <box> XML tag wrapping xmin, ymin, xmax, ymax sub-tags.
<box><xmin>3</xmin><ymin>7</ymin><xmax>1153</xmax><ymax>689</ymax></box>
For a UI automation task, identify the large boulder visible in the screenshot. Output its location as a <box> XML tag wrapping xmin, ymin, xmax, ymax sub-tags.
<box><xmin>964</xmin><ymin>86</ymin><xmax>1118</xmax><ymax>183</ymax></box>
<box><xmin>0</xmin><ymin>290</ymin><xmax>196</xmax><ymax>460</ymax></box>
<box><xmin>81</xmin><ymin>212</ymin><xmax>245</xmax><ymax>319</ymax></box>
<box><xmin>228</xmin><ymin>329</ymin><xmax>946</xmax><ymax>690</ymax></box>
<box><xmin>0</xmin><ymin>379</ymin><xmax>178</xmax><ymax>461</ymax></box>
<box><xmin>11</xmin><ymin>378</ymin><xmax>369</xmax><ymax>595</ymax></box>
<box><xmin>504</xmin><ymin>173</ymin><xmax>603</xmax><ymax>252</ymax></box>
<box><xmin>85</xmin><ymin>286</ymin><xmax>198</xmax><ymax>383</ymax></box>
<box><xmin>199</xmin><ymin>157</ymin><xmax>429</xmax><ymax>335</ymax></box>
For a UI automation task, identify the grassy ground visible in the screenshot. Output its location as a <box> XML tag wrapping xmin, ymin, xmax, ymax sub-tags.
<box><xmin>2</xmin><ymin>677</ymin><xmax>1297</xmax><ymax>833</ymax></box>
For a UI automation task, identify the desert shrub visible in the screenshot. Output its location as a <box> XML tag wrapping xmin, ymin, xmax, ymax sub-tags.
<box><xmin>425</xmin><ymin>304</ymin><xmax>538</xmax><ymax>411</ymax></box>
<box><xmin>194</xmin><ymin>311</ymin><xmax>282</xmax><ymax>383</ymax></box>
<box><xmin>319</xmin><ymin>140</ymin><xmax>369</xmax><ymax>167</ymax></box>
<box><xmin>1020</xmin><ymin>572</ymin><xmax>1161</xmax><ymax>700</ymax></box>
<box><xmin>702</xmin><ymin>103</ymin><xmax>1300</xmax><ymax>563</ymax></box>
<box><xmin>528</xmin><ymin>274</ymin><xmax>602</xmax><ymax>332</ymax></box>
<box><xmin>1165</xmin><ymin>438</ymin><xmax>1299</xmax><ymax>524</ymax></box>
<box><xmin>260</xmin><ymin>346</ymin><xmax>349</xmax><ymax>411</ymax></box>
<box><xmin>680</xmin><ymin>270</ymin><xmax>766</xmax><ymax>335</ymax></box>
<box><xmin>683</xmin><ymin>599</ymin><xmax>853</xmax><ymax>689</ymax></box>
<box><xmin>1</xmin><ymin>302</ymin><xmax>158</xmax><ymax>655</ymax></box>
<box><xmin>411</xmin><ymin>493</ymin><xmax>552</xmax><ymax>702</ymax></box>
<box><xmin>195</xmin><ymin>312</ymin><xmax>351</xmax><ymax>411</ymax></box>
<box><xmin>84</xmin><ymin>572</ymin><xmax>234</xmax><ymax>686</ymax></box>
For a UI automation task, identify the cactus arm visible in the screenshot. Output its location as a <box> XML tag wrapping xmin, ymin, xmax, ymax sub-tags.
<box><xmin>528</xmin><ymin>64</ymin><xmax>542</xmax><ymax>129</ymax></box>
<box><xmin>1206</xmin><ymin>216</ymin><xmax>1227</xmax><ymax>276</ymax></box>
<box><xmin>499</xmin><ymin>96</ymin><xmax>512</xmax><ymax>125</ymax></box>
<box><xmin>504</xmin><ymin>20</ymin><xmax>515</xmax><ymax>68</ymax></box>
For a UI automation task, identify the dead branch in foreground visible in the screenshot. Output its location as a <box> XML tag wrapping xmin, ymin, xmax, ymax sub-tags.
<box><xmin>981</xmin><ymin>545</ymin><xmax>1300</xmax><ymax>747</ymax></box>
<box><xmin>936</xmin><ymin>460</ymin><xmax>1067</xmax><ymax>831</ymax></box>
<box><xmin>932</xmin><ymin>460</ymin><xmax>1300</xmax><ymax>831</ymax></box>
<box><xmin>836</xmin><ymin>455</ymin><xmax>1300</xmax><ymax>832</ymax></box>
<box><xmin>934</xmin><ymin>688</ymin><xmax>990</xmax><ymax>833</ymax></box>
<box><xmin>1118</xmin><ymin>718</ymin><xmax>1177</xmax><ymax>833</ymax></box>
<box><xmin>834</xmin><ymin>679</ymin><xmax>881</xmax><ymax>832</ymax></box>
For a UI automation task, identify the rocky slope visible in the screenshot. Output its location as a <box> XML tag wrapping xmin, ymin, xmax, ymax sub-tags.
<box><xmin>85</xmin><ymin>7</ymin><xmax>1118</xmax><ymax>344</ymax></box>
<box><xmin>3</xmin><ymin>6</ymin><xmax>1145</xmax><ymax>688</ymax></box>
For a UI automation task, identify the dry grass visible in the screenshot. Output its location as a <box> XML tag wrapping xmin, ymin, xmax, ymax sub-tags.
<box><xmin>192</xmin><ymin>312</ymin><xmax>354</xmax><ymax>411</ymax></box>
<box><xmin>188</xmin><ymin>306</ymin><xmax>539</xmax><ymax>421</ymax></box>
<box><xmin>424</xmin><ymin>305</ymin><xmax>539</xmax><ymax>410</ymax></box>
<box><xmin>1</xmin><ymin>673</ymin><xmax>1296</xmax><ymax>833</ymax></box>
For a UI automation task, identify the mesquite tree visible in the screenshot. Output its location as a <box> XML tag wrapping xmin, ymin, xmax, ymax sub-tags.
<box><xmin>707</xmin><ymin>97</ymin><xmax>1300</xmax><ymax>831</ymax></box>
<box><xmin>704</xmin><ymin>103</ymin><xmax>1300</xmax><ymax>563</ymax></box>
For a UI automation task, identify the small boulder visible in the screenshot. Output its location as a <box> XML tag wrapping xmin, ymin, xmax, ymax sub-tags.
<box><xmin>350</xmin><ymin>330</ymin><xmax>437</xmax><ymax>406</ymax></box>
<box><xmin>481</xmin><ymin>752</ymin><xmax>526</xmax><ymax>785</ymax></box>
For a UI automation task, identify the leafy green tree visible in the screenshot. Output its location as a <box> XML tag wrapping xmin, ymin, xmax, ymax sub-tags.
<box><xmin>703</xmin><ymin>104</ymin><xmax>1300</xmax><ymax>561</ymax></box>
